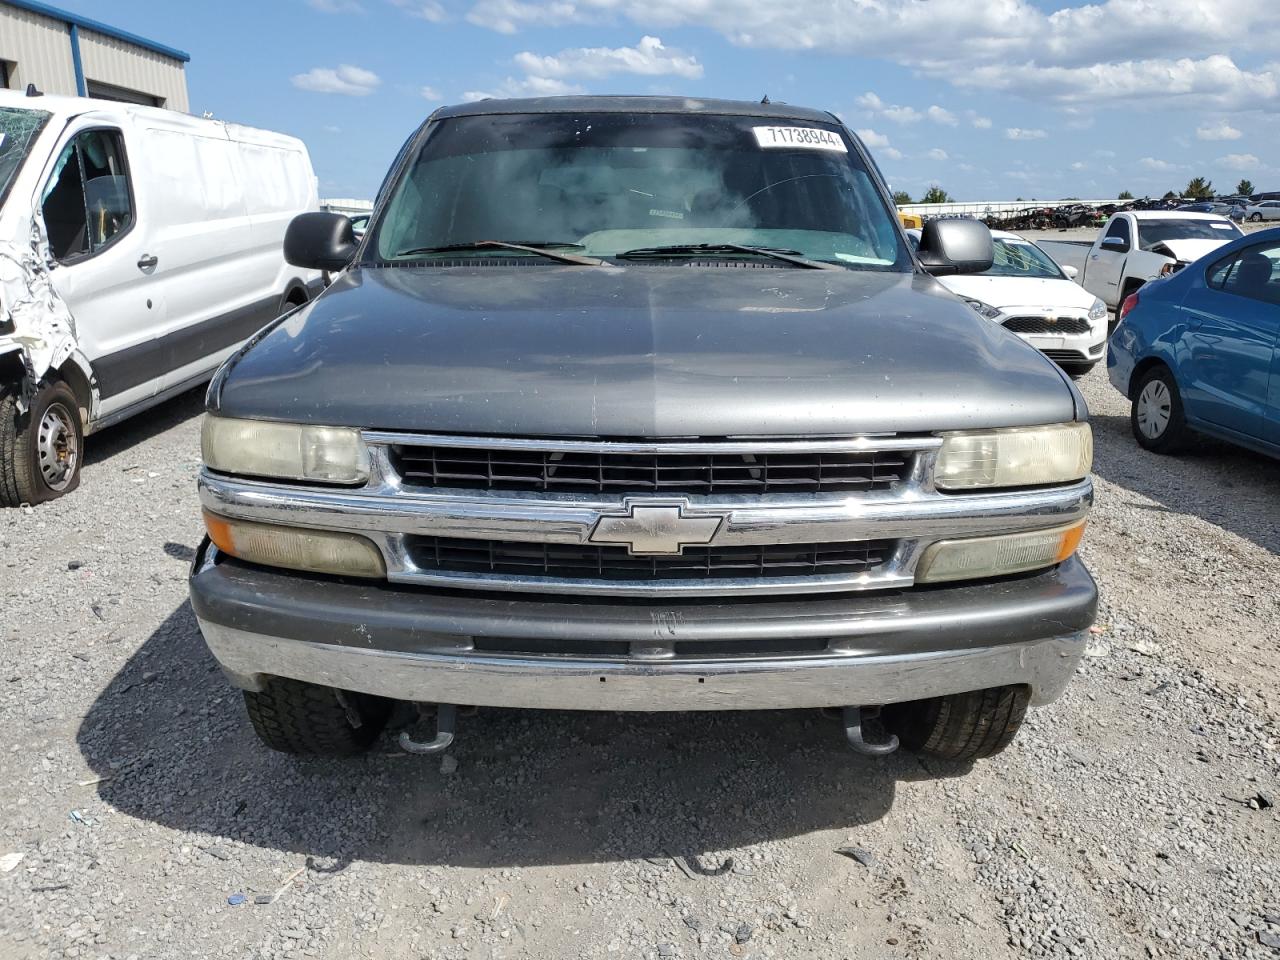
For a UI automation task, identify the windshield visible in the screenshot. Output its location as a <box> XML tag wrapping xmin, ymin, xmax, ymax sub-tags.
<box><xmin>1137</xmin><ymin>218</ymin><xmax>1241</xmax><ymax>249</ymax></box>
<box><xmin>0</xmin><ymin>106</ymin><xmax>51</xmax><ymax>209</ymax></box>
<box><xmin>372</xmin><ymin>112</ymin><xmax>908</xmax><ymax>270</ymax></box>
<box><xmin>981</xmin><ymin>239</ymin><xmax>1064</xmax><ymax>279</ymax></box>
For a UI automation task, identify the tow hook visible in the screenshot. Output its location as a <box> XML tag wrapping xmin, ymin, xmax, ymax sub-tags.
<box><xmin>398</xmin><ymin>703</ymin><xmax>457</xmax><ymax>755</ymax></box>
<box><xmin>842</xmin><ymin>705</ymin><xmax>899</xmax><ymax>756</ymax></box>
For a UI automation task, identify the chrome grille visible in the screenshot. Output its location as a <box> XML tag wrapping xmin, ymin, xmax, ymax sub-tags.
<box><xmin>405</xmin><ymin>536</ymin><xmax>893</xmax><ymax>582</ymax></box>
<box><xmin>1003</xmin><ymin>315</ymin><xmax>1091</xmax><ymax>335</ymax></box>
<box><xmin>389</xmin><ymin>443</ymin><xmax>911</xmax><ymax>494</ymax></box>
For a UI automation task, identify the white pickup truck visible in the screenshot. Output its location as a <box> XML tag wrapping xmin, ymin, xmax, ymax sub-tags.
<box><xmin>1039</xmin><ymin>211</ymin><xmax>1242</xmax><ymax>319</ymax></box>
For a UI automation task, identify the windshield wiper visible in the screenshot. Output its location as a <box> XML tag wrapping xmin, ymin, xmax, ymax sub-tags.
<box><xmin>614</xmin><ymin>243</ymin><xmax>842</xmax><ymax>270</ymax></box>
<box><xmin>394</xmin><ymin>240</ymin><xmax>604</xmax><ymax>266</ymax></box>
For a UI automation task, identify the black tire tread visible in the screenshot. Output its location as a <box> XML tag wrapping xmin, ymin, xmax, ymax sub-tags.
<box><xmin>243</xmin><ymin>677</ymin><xmax>390</xmax><ymax>756</ymax></box>
<box><xmin>887</xmin><ymin>686</ymin><xmax>1030</xmax><ymax>762</ymax></box>
<box><xmin>0</xmin><ymin>390</ymin><xmax>24</xmax><ymax>507</ymax></box>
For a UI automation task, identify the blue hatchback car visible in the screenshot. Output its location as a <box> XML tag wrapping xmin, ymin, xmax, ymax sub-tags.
<box><xmin>1108</xmin><ymin>227</ymin><xmax>1280</xmax><ymax>458</ymax></box>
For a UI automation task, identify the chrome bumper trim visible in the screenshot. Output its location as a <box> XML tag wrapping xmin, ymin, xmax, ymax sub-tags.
<box><xmin>199</xmin><ymin>620</ymin><xmax>1087</xmax><ymax>711</ymax></box>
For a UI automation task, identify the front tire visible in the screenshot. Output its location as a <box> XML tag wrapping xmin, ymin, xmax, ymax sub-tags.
<box><xmin>884</xmin><ymin>686</ymin><xmax>1030</xmax><ymax>761</ymax></box>
<box><xmin>1249</xmin><ymin>213</ymin><xmax>1263</xmax><ymax>222</ymax></box>
<box><xmin>1131</xmin><ymin>365</ymin><xmax>1191</xmax><ymax>453</ymax></box>
<box><xmin>243</xmin><ymin>677</ymin><xmax>392</xmax><ymax>756</ymax></box>
<box><xmin>0</xmin><ymin>379</ymin><xmax>83</xmax><ymax>507</ymax></box>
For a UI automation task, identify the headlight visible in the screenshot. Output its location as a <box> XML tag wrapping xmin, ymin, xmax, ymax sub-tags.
<box><xmin>204</xmin><ymin>511</ymin><xmax>386</xmax><ymax>578</ymax></box>
<box><xmin>964</xmin><ymin>298</ymin><xmax>1003</xmax><ymax>320</ymax></box>
<box><xmin>935</xmin><ymin>422</ymin><xmax>1092</xmax><ymax>490</ymax></box>
<box><xmin>916</xmin><ymin>520</ymin><xmax>1086</xmax><ymax>583</ymax></box>
<box><xmin>1088</xmin><ymin>298</ymin><xmax>1107</xmax><ymax>322</ymax></box>
<box><xmin>201</xmin><ymin>416</ymin><xmax>370</xmax><ymax>484</ymax></box>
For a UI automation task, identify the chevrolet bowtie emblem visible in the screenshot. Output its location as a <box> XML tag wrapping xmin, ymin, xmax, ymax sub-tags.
<box><xmin>588</xmin><ymin>499</ymin><xmax>725</xmax><ymax>556</ymax></box>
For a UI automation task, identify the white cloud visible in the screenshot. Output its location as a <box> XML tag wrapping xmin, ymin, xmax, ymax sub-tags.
<box><xmin>1140</xmin><ymin>156</ymin><xmax>1175</xmax><ymax>170</ymax></box>
<box><xmin>308</xmin><ymin>0</ymin><xmax>363</xmax><ymax>11</ymax></box>
<box><xmin>955</xmin><ymin>55</ymin><xmax>1278</xmax><ymax>110</ymax></box>
<box><xmin>392</xmin><ymin>0</ymin><xmax>449</xmax><ymax>21</ymax></box>
<box><xmin>460</xmin><ymin>1</ymin><xmax>1280</xmax><ymax>112</ymax></box>
<box><xmin>857</xmin><ymin>91</ymin><xmax>921</xmax><ymax>123</ymax></box>
<box><xmin>1005</xmin><ymin>127</ymin><xmax>1048</xmax><ymax>140</ymax></box>
<box><xmin>1070</xmin><ymin>161</ymin><xmax>1086</xmax><ymax>170</ymax></box>
<box><xmin>420</xmin><ymin>85</ymin><xmax>442</xmax><ymax>101</ymax></box>
<box><xmin>967</xmin><ymin>111</ymin><xmax>992</xmax><ymax>129</ymax></box>
<box><xmin>1217</xmin><ymin>153</ymin><xmax>1260</xmax><ymax>170</ymax></box>
<box><xmin>291</xmin><ymin>64</ymin><xmax>381</xmax><ymax>96</ymax></box>
<box><xmin>1196</xmin><ymin>120</ymin><xmax>1243</xmax><ymax>140</ymax></box>
<box><xmin>855</xmin><ymin>128</ymin><xmax>891</xmax><ymax>149</ymax></box>
<box><xmin>926</xmin><ymin>148</ymin><xmax>949</xmax><ymax>161</ymax></box>
<box><xmin>513</xmin><ymin>36</ymin><xmax>702</xmax><ymax>80</ymax></box>
<box><xmin>323</xmin><ymin>124</ymin><xmax>342</xmax><ymax>134</ymax></box>
<box><xmin>927</xmin><ymin>105</ymin><xmax>958</xmax><ymax>126</ymax></box>
<box><xmin>462</xmin><ymin>76</ymin><xmax>583</xmax><ymax>101</ymax></box>
<box><xmin>881</xmin><ymin>147</ymin><xmax>904</xmax><ymax>160</ymax></box>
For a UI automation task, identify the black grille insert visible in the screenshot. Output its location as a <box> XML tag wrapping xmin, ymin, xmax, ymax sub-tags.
<box><xmin>406</xmin><ymin>536</ymin><xmax>893</xmax><ymax>582</ymax></box>
<box><xmin>1003</xmin><ymin>315</ymin><xmax>1091</xmax><ymax>335</ymax></box>
<box><xmin>390</xmin><ymin>444</ymin><xmax>911</xmax><ymax>494</ymax></box>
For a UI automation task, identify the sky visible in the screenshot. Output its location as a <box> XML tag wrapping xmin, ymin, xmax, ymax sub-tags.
<box><xmin>56</xmin><ymin>0</ymin><xmax>1280</xmax><ymax>202</ymax></box>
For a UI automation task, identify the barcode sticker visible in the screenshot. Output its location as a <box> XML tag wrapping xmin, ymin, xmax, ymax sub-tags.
<box><xmin>752</xmin><ymin>126</ymin><xmax>847</xmax><ymax>152</ymax></box>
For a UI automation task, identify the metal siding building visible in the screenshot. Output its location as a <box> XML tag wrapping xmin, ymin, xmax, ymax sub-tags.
<box><xmin>0</xmin><ymin>0</ymin><xmax>190</xmax><ymax>111</ymax></box>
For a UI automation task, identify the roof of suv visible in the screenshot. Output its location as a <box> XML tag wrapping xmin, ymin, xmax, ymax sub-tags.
<box><xmin>432</xmin><ymin>95</ymin><xmax>837</xmax><ymax>124</ymax></box>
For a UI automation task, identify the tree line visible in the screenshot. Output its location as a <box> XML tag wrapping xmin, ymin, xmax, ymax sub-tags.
<box><xmin>895</xmin><ymin>179</ymin><xmax>1257</xmax><ymax>205</ymax></box>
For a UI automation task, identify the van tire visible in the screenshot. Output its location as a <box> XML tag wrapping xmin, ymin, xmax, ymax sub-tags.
<box><xmin>0</xmin><ymin>380</ymin><xmax>83</xmax><ymax>507</ymax></box>
<box><xmin>883</xmin><ymin>686</ymin><xmax>1030</xmax><ymax>761</ymax></box>
<box><xmin>242</xmin><ymin>677</ymin><xmax>392</xmax><ymax>756</ymax></box>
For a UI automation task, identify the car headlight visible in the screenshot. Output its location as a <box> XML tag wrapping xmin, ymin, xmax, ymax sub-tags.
<box><xmin>916</xmin><ymin>520</ymin><xmax>1086</xmax><ymax>583</ymax></box>
<box><xmin>964</xmin><ymin>298</ymin><xmax>1003</xmax><ymax>320</ymax></box>
<box><xmin>935</xmin><ymin>422</ymin><xmax>1093</xmax><ymax>490</ymax></box>
<box><xmin>203</xmin><ymin>511</ymin><xmax>386</xmax><ymax>578</ymax></box>
<box><xmin>1088</xmin><ymin>298</ymin><xmax>1107</xmax><ymax>322</ymax></box>
<box><xmin>201</xmin><ymin>416</ymin><xmax>370</xmax><ymax>484</ymax></box>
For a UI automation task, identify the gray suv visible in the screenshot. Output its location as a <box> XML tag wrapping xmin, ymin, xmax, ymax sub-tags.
<box><xmin>190</xmin><ymin>97</ymin><xmax>1096</xmax><ymax>763</ymax></box>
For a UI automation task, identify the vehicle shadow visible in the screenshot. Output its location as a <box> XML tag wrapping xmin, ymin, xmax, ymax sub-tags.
<box><xmin>84</xmin><ymin>386</ymin><xmax>206</xmax><ymax>466</ymax></box>
<box><xmin>1089</xmin><ymin>412</ymin><xmax>1280</xmax><ymax>554</ymax></box>
<box><xmin>76</xmin><ymin>602</ymin><xmax>966</xmax><ymax>869</ymax></box>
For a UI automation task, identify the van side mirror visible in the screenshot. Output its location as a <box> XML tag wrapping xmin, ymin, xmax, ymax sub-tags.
<box><xmin>917</xmin><ymin>219</ymin><xmax>994</xmax><ymax>276</ymax></box>
<box><xmin>284</xmin><ymin>212</ymin><xmax>357</xmax><ymax>271</ymax></box>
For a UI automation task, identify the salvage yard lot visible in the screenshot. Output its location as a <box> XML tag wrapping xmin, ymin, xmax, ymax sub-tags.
<box><xmin>1</xmin><ymin>368</ymin><xmax>1278</xmax><ymax>960</ymax></box>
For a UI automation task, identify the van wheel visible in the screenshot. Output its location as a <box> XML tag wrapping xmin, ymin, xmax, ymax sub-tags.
<box><xmin>883</xmin><ymin>686</ymin><xmax>1030</xmax><ymax>761</ymax></box>
<box><xmin>243</xmin><ymin>677</ymin><xmax>392</xmax><ymax>756</ymax></box>
<box><xmin>1132</xmin><ymin>365</ymin><xmax>1191</xmax><ymax>453</ymax></box>
<box><xmin>0</xmin><ymin>380</ymin><xmax>83</xmax><ymax>507</ymax></box>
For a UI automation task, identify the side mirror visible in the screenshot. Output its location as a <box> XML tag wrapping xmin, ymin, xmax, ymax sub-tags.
<box><xmin>1100</xmin><ymin>235</ymin><xmax>1129</xmax><ymax>253</ymax></box>
<box><xmin>1062</xmin><ymin>264</ymin><xmax>1079</xmax><ymax>280</ymax></box>
<box><xmin>284</xmin><ymin>212</ymin><xmax>357</xmax><ymax>271</ymax></box>
<box><xmin>917</xmin><ymin>219</ymin><xmax>994</xmax><ymax>276</ymax></box>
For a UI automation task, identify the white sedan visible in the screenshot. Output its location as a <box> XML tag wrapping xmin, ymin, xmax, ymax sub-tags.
<box><xmin>908</xmin><ymin>228</ymin><xmax>1109</xmax><ymax>375</ymax></box>
<box><xmin>1244</xmin><ymin>200</ymin><xmax>1280</xmax><ymax>222</ymax></box>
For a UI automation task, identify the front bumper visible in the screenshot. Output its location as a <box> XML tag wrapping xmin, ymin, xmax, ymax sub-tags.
<box><xmin>190</xmin><ymin>541</ymin><xmax>1097</xmax><ymax>711</ymax></box>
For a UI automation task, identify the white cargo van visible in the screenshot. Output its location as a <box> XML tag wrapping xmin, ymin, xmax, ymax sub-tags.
<box><xmin>0</xmin><ymin>89</ymin><xmax>320</xmax><ymax>505</ymax></box>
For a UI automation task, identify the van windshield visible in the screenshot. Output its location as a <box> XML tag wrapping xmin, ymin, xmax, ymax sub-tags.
<box><xmin>0</xmin><ymin>106</ymin><xmax>51</xmax><ymax>209</ymax></box>
<box><xmin>372</xmin><ymin>112</ymin><xmax>908</xmax><ymax>270</ymax></box>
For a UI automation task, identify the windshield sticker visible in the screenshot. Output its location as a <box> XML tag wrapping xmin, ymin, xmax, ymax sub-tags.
<box><xmin>649</xmin><ymin>208</ymin><xmax>684</xmax><ymax>220</ymax></box>
<box><xmin>752</xmin><ymin>126</ymin><xmax>847</xmax><ymax>152</ymax></box>
<box><xmin>1210</xmin><ymin>222</ymin><xmax>1236</xmax><ymax>230</ymax></box>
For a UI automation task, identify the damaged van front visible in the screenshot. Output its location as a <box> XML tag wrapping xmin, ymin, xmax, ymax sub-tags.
<box><xmin>0</xmin><ymin>90</ymin><xmax>322</xmax><ymax>506</ymax></box>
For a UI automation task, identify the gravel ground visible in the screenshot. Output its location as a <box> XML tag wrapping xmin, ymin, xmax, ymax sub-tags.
<box><xmin>1</xmin><ymin>365</ymin><xmax>1278</xmax><ymax>960</ymax></box>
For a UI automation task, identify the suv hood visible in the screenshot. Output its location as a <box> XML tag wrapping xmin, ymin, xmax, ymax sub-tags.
<box><xmin>211</xmin><ymin>264</ymin><xmax>1079</xmax><ymax>436</ymax></box>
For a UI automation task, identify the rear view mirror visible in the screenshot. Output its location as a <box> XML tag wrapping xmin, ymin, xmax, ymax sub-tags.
<box><xmin>917</xmin><ymin>219</ymin><xmax>995</xmax><ymax>276</ymax></box>
<box><xmin>285</xmin><ymin>212</ymin><xmax>358</xmax><ymax>271</ymax></box>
